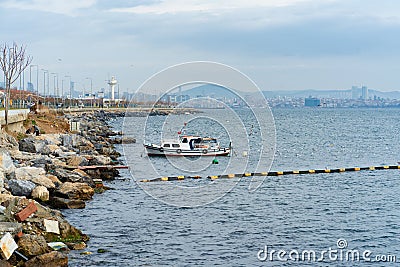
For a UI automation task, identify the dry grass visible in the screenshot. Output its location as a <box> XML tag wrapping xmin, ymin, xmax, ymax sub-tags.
<box><xmin>28</xmin><ymin>111</ymin><xmax>70</xmax><ymax>134</ymax></box>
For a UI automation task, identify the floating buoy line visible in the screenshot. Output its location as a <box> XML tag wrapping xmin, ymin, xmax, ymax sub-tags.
<box><xmin>139</xmin><ymin>165</ymin><xmax>400</xmax><ymax>183</ymax></box>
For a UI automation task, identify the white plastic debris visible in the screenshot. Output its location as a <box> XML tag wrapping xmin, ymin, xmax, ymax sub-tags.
<box><xmin>44</xmin><ymin>219</ymin><xmax>60</xmax><ymax>235</ymax></box>
<box><xmin>0</xmin><ymin>232</ymin><xmax>18</xmax><ymax>260</ymax></box>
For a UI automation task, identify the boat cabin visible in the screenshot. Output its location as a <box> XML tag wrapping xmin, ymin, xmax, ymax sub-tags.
<box><xmin>160</xmin><ymin>136</ymin><xmax>219</xmax><ymax>151</ymax></box>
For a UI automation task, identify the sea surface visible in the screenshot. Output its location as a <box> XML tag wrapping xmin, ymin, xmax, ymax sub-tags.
<box><xmin>64</xmin><ymin>108</ymin><xmax>400</xmax><ymax>266</ymax></box>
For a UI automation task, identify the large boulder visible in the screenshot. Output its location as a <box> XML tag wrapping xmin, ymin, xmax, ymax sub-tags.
<box><xmin>67</xmin><ymin>155</ymin><xmax>88</xmax><ymax>166</ymax></box>
<box><xmin>18</xmin><ymin>137</ymin><xmax>48</xmax><ymax>154</ymax></box>
<box><xmin>17</xmin><ymin>234</ymin><xmax>50</xmax><ymax>258</ymax></box>
<box><xmin>50</xmin><ymin>197</ymin><xmax>85</xmax><ymax>209</ymax></box>
<box><xmin>52</xmin><ymin>168</ymin><xmax>90</xmax><ymax>183</ymax></box>
<box><xmin>7</xmin><ymin>179</ymin><xmax>36</xmax><ymax>196</ymax></box>
<box><xmin>46</xmin><ymin>175</ymin><xmax>62</xmax><ymax>186</ymax></box>
<box><xmin>56</xmin><ymin>182</ymin><xmax>94</xmax><ymax>200</ymax></box>
<box><xmin>0</xmin><ymin>259</ymin><xmax>11</xmax><ymax>267</ymax></box>
<box><xmin>9</xmin><ymin>150</ymin><xmax>38</xmax><ymax>162</ymax></box>
<box><xmin>0</xmin><ymin>131</ymin><xmax>18</xmax><ymax>149</ymax></box>
<box><xmin>46</xmin><ymin>144</ymin><xmax>62</xmax><ymax>155</ymax></box>
<box><xmin>14</xmin><ymin>167</ymin><xmax>55</xmax><ymax>189</ymax></box>
<box><xmin>31</xmin><ymin>176</ymin><xmax>55</xmax><ymax>189</ymax></box>
<box><xmin>34</xmin><ymin>134</ymin><xmax>62</xmax><ymax>145</ymax></box>
<box><xmin>24</xmin><ymin>251</ymin><xmax>68</xmax><ymax>267</ymax></box>
<box><xmin>19</xmin><ymin>138</ymin><xmax>37</xmax><ymax>153</ymax></box>
<box><xmin>90</xmin><ymin>155</ymin><xmax>112</xmax><ymax>165</ymax></box>
<box><xmin>30</xmin><ymin>156</ymin><xmax>53</xmax><ymax>168</ymax></box>
<box><xmin>18</xmin><ymin>136</ymin><xmax>60</xmax><ymax>155</ymax></box>
<box><xmin>61</xmin><ymin>134</ymin><xmax>93</xmax><ymax>149</ymax></box>
<box><xmin>0</xmin><ymin>148</ymin><xmax>15</xmax><ymax>176</ymax></box>
<box><xmin>15</xmin><ymin>166</ymin><xmax>46</xmax><ymax>180</ymax></box>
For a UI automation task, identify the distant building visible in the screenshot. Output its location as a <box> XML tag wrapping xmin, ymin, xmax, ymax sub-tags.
<box><xmin>361</xmin><ymin>86</ymin><xmax>368</xmax><ymax>100</ymax></box>
<box><xmin>305</xmin><ymin>97</ymin><xmax>321</xmax><ymax>107</ymax></box>
<box><xmin>27</xmin><ymin>82</ymin><xmax>34</xmax><ymax>92</ymax></box>
<box><xmin>160</xmin><ymin>94</ymin><xmax>190</xmax><ymax>103</ymax></box>
<box><xmin>351</xmin><ymin>85</ymin><xmax>368</xmax><ymax>100</ymax></box>
<box><xmin>351</xmin><ymin>86</ymin><xmax>360</xmax><ymax>99</ymax></box>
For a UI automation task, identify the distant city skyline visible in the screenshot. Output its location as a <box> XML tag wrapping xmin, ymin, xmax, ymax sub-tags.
<box><xmin>1</xmin><ymin>1</ymin><xmax>400</xmax><ymax>92</ymax></box>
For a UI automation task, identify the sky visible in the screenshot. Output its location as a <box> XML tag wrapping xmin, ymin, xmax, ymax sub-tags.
<box><xmin>1</xmin><ymin>0</ymin><xmax>400</xmax><ymax>93</ymax></box>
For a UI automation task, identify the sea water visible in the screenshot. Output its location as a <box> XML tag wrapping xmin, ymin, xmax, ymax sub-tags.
<box><xmin>65</xmin><ymin>108</ymin><xmax>400</xmax><ymax>266</ymax></box>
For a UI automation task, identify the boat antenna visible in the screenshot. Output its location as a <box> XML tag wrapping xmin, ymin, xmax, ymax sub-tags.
<box><xmin>178</xmin><ymin>122</ymin><xmax>187</xmax><ymax>136</ymax></box>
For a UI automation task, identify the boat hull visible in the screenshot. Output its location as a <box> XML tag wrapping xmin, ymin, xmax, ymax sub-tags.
<box><xmin>145</xmin><ymin>144</ymin><xmax>230</xmax><ymax>156</ymax></box>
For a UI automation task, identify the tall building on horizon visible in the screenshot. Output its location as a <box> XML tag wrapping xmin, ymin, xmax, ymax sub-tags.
<box><xmin>351</xmin><ymin>86</ymin><xmax>360</xmax><ymax>99</ymax></box>
<box><xmin>351</xmin><ymin>85</ymin><xmax>368</xmax><ymax>100</ymax></box>
<box><xmin>361</xmin><ymin>86</ymin><xmax>368</xmax><ymax>100</ymax></box>
<box><xmin>27</xmin><ymin>82</ymin><xmax>34</xmax><ymax>92</ymax></box>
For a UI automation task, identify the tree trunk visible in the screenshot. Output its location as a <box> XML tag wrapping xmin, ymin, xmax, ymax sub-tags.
<box><xmin>4</xmin><ymin>79</ymin><xmax>10</xmax><ymax>125</ymax></box>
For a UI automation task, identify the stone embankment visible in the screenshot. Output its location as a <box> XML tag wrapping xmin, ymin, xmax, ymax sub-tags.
<box><xmin>0</xmin><ymin>110</ymin><xmax>132</xmax><ymax>266</ymax></box>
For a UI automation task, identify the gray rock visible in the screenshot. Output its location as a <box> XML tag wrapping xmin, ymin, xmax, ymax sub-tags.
<box><xmin>0</xmin><ymin>171</ymin><xmax>4</xmax><ymax>191</ymax></box>
<box><xmin>30</xmin><ymin>156</ymin><xmax>53</xmax><ymax>168</ymax></box>
<box><xmin>0</xmin><ymin>222</ymin><xmax>23</xmax><ymax>236</ymax></box>
<box><xmin>90</xmin><ymin>155</ymin><xmax>112</xmax><ymax>165</ymax></box>
<box><xmin>24</xmin><ymin>251</ymin><xmax>68</xmax><ymax>267</ymax></box>
<box><xmin>31</xmin><ymin>176</ymin><xmax>56</xmax><ymax>189</ymax></box>
<box><xmin>61</xmin><ymin>134</ymin><xmax>92</xmax><ymax>149</ymax></box>
<box><xmin>15</xmin><ymin>166</ymin><xmax>46</xmax><ymax>180</ymax></box>
<box><xmin>50</xmin><ymin>197</ymin><xmax>86</xmax><ymax>209</ymax></box>
<box><xmin>17</xmin><ymin>234</ymin><xmax>51</xmax><ymax>257</ymax></box>
<box><xmin>7</xmin><ymin>179</ymin><xmax>36</xmax><ymax>196</ymax></box>
<box><xmin>18</xmin><ymin>137</ymin><xmax>36</xmax><ymax>153</ymax></box>
<box><xmin>18</xmin><ymin>137</ymin><xmax>48</xmax><ymax>154</ymax></box>
<box><xmin>56</xmin><ymin>182</ymin><xmax>94</xmax><ymax>200</ymax></box>
<box><xmin>0</xmin><ymin>148</ymin><xmax>15</xmax><ymax>175</ymax></box>
<box><xmin>52</xmin><ymin>168</ymin><xmax>91</xmax><ymax>184</ymax></box>
<box><xmin>67</xmin><ymin>156</ymin><xmax>88</xmax><ymax>166</ymax></box>
<box><xmin>0</xmin><ymin>132</ymin><xmax>18</xmax><ymax>150</ymax></box>
<box><xmin>35</xmin><ymin>134</ymin><xmax>62</xmax><ymax>145</ymax></box>
<box><xmin>93</xmin><ymin>143</ymin><xmax>103</xmax><ymax>151</ymax></box>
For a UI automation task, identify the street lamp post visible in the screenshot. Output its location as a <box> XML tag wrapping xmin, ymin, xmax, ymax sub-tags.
<box><xmin>65</xmin><ymin>75</ymin><xmax>71</xmax><ymax>108</ymax></box>
<box><xmin>29</xmin><ymin>65</ymin><xmax>37</xmax><ymax>91</ymax></box>
<box><xmin>86</xmin><ymin>77</ymin><xmax>93</xmax><ymax>108</ymax></box>
<box><xmin>29</xmin><ymin>64</ymin><xmax>39</xmax><ymax>104</ymax></box>
<box><xmin>61</xmin><ymin>79</ymin><xmax>64</xmax><ymax>99</ymax></box>
<box><xmin>41</xmin><ymin>69</ymin><xmax>48</xmax><ymax>105</ymax></box>
<box><xmin>51</xmin><ymin>73</ymin><xmax>58</xmax><ymax>107</ymax></box>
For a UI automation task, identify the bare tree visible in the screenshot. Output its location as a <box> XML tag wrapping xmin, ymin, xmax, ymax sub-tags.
<box><xmin>0</xmin><ymin>42</ymin><xmax>32</xmax><ymax>125</ymax></box>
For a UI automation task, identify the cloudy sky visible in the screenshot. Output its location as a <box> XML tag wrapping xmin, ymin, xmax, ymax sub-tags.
<box><xmin>1</xmin><ymin>0</ymin><xmax>400</xmax><ymax>93</ymax></box>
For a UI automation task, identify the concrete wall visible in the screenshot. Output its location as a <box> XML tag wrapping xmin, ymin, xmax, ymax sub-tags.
<box><xmin>0</xmin><ymin>112</ymin><xmax>28</xmax><ymax>133</ymax></box>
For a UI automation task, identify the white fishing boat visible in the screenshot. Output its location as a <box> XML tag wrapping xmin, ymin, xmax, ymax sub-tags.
<box><xmin>144</xmin><ymin>123</ymin><xmax>231</xmax><ymax>156</ymax></box>
<box><xmin>145</xmin><ymin>135</ymin><xmax>230</xmax><ymax>156</ymax></box>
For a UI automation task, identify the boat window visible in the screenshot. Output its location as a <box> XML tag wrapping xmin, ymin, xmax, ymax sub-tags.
<box><xmin>194</xmin><ymin>138</ymin><xmax>202</xmax><ymax>143</ymax></box>
<box><xmin>172</xmin><ymin>144</ymin><xmax>180</xmax><ymax>148</ymax></box>
<box><xmin>182</xmin><ymin>138</ymin><xmax>188</xmax><ymax>143</ymax></box>
<box><xmin>163</xmin><ymin>144</ymin><xmax>171</xmax><ymax>147</ymax></box>
<box><xmin>202</xmin><ymin>139</ymin><xmax>217</xmax><ymax>144</ymax></box>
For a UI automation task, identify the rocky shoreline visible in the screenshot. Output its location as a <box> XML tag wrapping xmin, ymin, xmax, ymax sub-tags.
<box><xmin>0</xmin><ymin>110</ymin><xmax>131</xmax><ymax>266</ymax></box>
